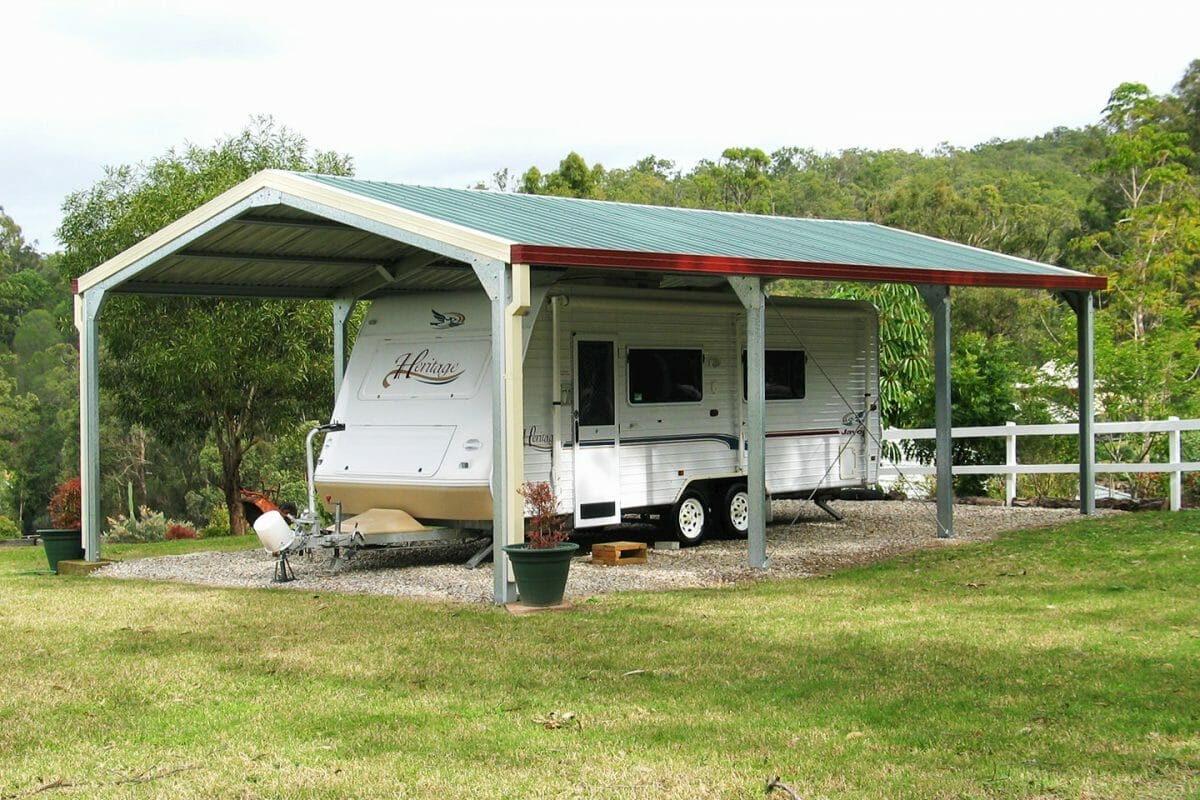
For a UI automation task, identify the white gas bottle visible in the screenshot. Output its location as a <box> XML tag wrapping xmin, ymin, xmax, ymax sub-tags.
<box><xmin>252</xmin><ymin>510</ymin><xmax>295</xmax><ymax>554</ymax></box>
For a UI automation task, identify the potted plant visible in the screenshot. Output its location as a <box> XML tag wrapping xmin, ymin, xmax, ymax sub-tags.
<box><xmin>40</xmin><ymin>477</ymin><xmax>85</xmax><ymax>573</ymax></box>
<box><xmin>501</xmin><ymin>481</ymin><xmax>578</xmax><ymax>606</ymax></box>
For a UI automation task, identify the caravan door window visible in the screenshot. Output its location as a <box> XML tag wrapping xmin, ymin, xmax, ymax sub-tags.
<box><xmin>628</xmin><ymin>348</ymin><xmax>703</xmax><ymax>404</ymax></box>
<box><xmin>742</xmin><ymin>350</ymin><xmax>806</xmax><ymax>400</ymax></box>
<box><xmin>577</xmin><ymin>340</ymin><xmax>616</xmax><ymax>427</ymax></box>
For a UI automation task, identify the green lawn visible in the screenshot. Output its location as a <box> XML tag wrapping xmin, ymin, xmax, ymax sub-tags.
<box><xmin>1</xmin><ymin>515</ymin><xmax>1196</xmax><ymax>799</ymax></box>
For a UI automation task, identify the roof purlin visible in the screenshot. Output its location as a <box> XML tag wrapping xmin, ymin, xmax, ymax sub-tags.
<box><xmin>509</xmin><ymin>245</ymin><xmax>1108</xmax><ymax>291</ymax></box>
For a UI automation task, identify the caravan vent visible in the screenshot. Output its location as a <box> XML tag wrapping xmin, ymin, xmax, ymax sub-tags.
<box><xmin>580</xmin><ymin>502</ymin><xmax>616</xmax><ymax>519</ymax></box>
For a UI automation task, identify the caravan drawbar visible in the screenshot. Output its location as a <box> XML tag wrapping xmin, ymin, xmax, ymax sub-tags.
<box><xmin>313</xmin><ymin>286</ymin><xmax>880</xmax><ymax>544</ymax></box>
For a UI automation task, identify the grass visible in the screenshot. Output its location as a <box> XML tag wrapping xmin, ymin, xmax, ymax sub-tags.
<box><xmin>0</xmin><ymin>533</ymin><xmax>260</xmax><ymax>574</ymax></box>
<box><xmin>0</xmin><ymin>515</ymin><xmax>1197</xmax><ymax>799</ymax></box>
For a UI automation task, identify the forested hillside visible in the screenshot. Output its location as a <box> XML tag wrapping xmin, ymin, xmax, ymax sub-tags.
<box><xmin>1</xmin><ymin>62</ymin><xmax>1197</xmax><ymax>536</ymax></box>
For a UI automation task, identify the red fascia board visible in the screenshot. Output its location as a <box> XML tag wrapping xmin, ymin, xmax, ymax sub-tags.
<box><xmin>509</xmin><ymin>245</ymin><xmax>1108</xmax><ymax>291</ymax></box>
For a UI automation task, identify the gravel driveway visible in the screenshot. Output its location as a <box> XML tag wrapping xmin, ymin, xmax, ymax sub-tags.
<box><xmin>94</xmin><ymin>500</ymin><xmax>1101</xmax><ymax>604</ymax></box>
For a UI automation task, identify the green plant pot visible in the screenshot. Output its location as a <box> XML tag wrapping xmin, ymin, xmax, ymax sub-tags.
<box><xmin>38</xmin><ymin>529</ymin><xmax>85</xmax><ymax>574</ymax></box>
<box><xmin>501</xmin><ymin>542</ymin><xmax>579</xmax><ymax>606</ymax></box>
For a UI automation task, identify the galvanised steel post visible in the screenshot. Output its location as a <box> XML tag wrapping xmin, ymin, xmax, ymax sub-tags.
<box><xmin>472</xmin><ymin>258</ymin><xmax>517</xmax><ymax>604</ymax></box>
<box><xmin>918</xmin><ymin>285</ymin><xmax>953</xmax><ymax>539</ymax></box>
<box><xmin>728</xmin><ymin>277</ymin><xmax>769</xmax><ymax>568</ymax></box>
<box><xmin>1067</xmin><ymin>291</ymin><xmax>1096</xmax><ymax>515</ymax></box>
<box><xmin>75</xmin><ymin>289</ymin><xmax>106</xmax><ymax>561</ymax></box>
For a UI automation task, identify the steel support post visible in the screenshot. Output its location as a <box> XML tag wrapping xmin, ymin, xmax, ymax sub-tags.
<box><xmin>471</xmin><ymin>259</ymin><xmax>517</xmax><ymax>604</ymax></box>
<box><xmin>728</xmin><ymin>277</ymin><xmax>769</xmax><ymax>568</ymax></box>
<box><xmin>505</xmin><ymin>263</ymin><xmax>531</xmax><ymax>563</ymax></box>
<box><xmin>1062</xmin><ymin>291</ymin><xmax>1096</xmax><ymax>514</ymax></box>
<box><xmin>332</xmin><ymin>299</ymin><xmax>356</xmax><ymax>403</ymax></box>
<box><xmin>918</xmin><ymin>285</ymin><xmax>953</xmax><ymax>538</ymax></box>
<box><xmin>75</xmin><ymin>289</ymin><xmax>106</xmax><ymax>561</ymax></box>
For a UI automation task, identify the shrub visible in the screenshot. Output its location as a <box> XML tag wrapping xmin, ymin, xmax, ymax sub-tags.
<box><xmin>202</xmin><ymin>504</ymin><xmax>232</xmax><ymax>538</ymax></box>
<box><xmin>165</xmin><ymin>523</ymin><xmax>198</xmax><ymax>540</ymax></box>
<box><xmin>0</xmin><ymin>515</ymin><xmax>20</xmax><ymax>540</ymax></box>
<box><xmin>184</xmin><ymin>487</ymin><xmax>223</xmax><ymax>527</ymax></box>
<box><xmin>48</xmin><ymin>477</ymin><xmax>82</xmax><ymax>529</ymax></box>
<box><xmin>519</xmin><ymin>481</ymin><xmax>569</xmax><ymax>549</ymax></box>
<box><xmin>105</xmin><ymin>506</ymin><xmax>170</xmax><ymax>543</ymax></box>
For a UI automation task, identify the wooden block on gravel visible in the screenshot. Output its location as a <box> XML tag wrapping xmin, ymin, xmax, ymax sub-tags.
<box><xmin>592</xmin><ymin>541</ymin><xmax>648</xmax><ymax>566</ymax></box>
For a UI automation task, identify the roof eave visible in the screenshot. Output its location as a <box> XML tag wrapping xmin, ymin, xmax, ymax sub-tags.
<box><xmin>509</xmin><ymin>245</ymin><xmax>1108</xmax><ymax>292</ymax></box>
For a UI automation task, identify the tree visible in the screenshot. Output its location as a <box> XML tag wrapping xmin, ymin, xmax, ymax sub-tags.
<box><xmin>1171</xmin><ymin>59</ymin><xmax>1200</xmax><ymax>166</ymax></box>
<box><xmin>58</xmin><ymin>116</ymin><xmax>354</xmax><ymax>534</ymax></box>
<box><xmin>904</xmin><ymin>332</ymin><xmax>1024</xmax><ymax>495</ymax></box>
<box><xmin>1072</xmin><ymin>83</ymin><xmax>1200</xmax><ymax>493</ymax></box>
<box><xmin>598</xmin><ymin>156</ymin><xmax>678</xmax><ymax>207</ymax></box>
<box><xmin>0</xmin><ymin>316</ymin><xmax>76</xmax><ymax>532</ymax></box>
<box><xmin>520</xmin><ymin>152</ymin><xmax>603</xmax><ymax>198</ymax></box>
<box><xmin>0</xmin><ymin>211</ymin><xmax>75</xmax><ymax>531</ymax></box>
<box><xmin>0</xmin><ymin>209</ymin><xmax>58</xmax><ymax>349</ymax></box>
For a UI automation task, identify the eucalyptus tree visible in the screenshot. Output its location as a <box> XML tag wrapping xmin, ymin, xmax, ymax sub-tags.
<box><xmin>1073</xmin><ymin>82</ymin><xmax>1200</xmax><ymax>487</ymax></box>
<box><xmin>58</xmin><ymin>116</ymin><xmax>354</xmax><ymax>534</ymax></box>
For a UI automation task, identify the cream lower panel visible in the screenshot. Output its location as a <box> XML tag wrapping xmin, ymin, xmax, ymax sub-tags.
<box><xmin>618</xmin><ymin>440</ymin><xmax>737</xmax><ymax>508</ymax></box>
<box><xmin>316</xmin><ymin>480</ymin><xmax>493</xmax><ymax>521</ymax></box>
<box><xmin>764</xmin><ymin>436</ymin><xmax>865</xmax><ymax>490</ymax></box>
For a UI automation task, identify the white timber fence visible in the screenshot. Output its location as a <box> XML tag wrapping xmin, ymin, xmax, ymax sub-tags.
<box><xmin>880</xmin><ymin>416</ymin><xmax>1200</xmax><ymax>511</ymax></box>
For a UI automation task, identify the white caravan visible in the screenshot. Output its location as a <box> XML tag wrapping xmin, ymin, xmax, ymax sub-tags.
<box><xmin>314</xmin><ymin>286</ymin><xmax>880</xmax><ymax>544</ymax></box>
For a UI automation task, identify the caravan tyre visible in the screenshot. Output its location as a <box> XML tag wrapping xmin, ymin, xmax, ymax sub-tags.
<box><xmin>673</xmin><ymin>489</ymin><xmax>708</xmax><ymax>546</ymax></box>
<box><xmin>721</xmin><ymin>483</ymin><xmax>750</xmax><ymax>538</ymax></box>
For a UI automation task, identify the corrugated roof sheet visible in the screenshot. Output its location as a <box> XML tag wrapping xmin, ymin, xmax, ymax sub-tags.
<box><xmin>303</xmin><ymin>174</ymin><xmax>1103</xmax><ymax>290</ymax></box>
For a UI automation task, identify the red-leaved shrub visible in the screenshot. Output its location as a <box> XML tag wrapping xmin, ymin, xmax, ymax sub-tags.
<box><xmin>165</xmin><ymin>523</ymin><xmax>198</xmax><ymax>540</ymax></box>
<box><xmin>48</xmin><ymin>477</ymin><xmax>82</xmax><ymax>529</ymax></box>
<box><xmin>519</xmin><ymin>481</ymin><xmax>569</xmax><ymax>549</ymax></box>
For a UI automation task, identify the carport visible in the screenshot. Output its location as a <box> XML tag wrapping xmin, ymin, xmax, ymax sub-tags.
<box><xmin>73</xmin><ymin>169</ymin><xmax>1106</xmax><ymax>603</ymax></box>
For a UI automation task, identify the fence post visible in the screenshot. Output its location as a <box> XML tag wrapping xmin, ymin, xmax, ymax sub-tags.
<box><xmin>1169</xmin><ymin>415</ymin><xmax>1181</xmax><ymax>512</ymax></box>
<box><xmin>1005</xmin><ymin>421</ymin><xmax>1017</xmax><ymax>507</ymax></box>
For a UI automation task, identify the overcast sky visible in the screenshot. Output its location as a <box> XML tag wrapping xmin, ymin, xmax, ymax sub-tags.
<box><xmin>2</xmin><ymin>0</ymin><xmax>1198</xmax><ymax>252</ymax></box>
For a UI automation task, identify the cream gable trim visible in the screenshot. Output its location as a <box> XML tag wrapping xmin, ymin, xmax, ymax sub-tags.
<box><xmin>75</xmin><ymin>170</ymin><xmax>514</xmax><ymax>294</ymax></box>
<box><xmin>275</xmin><ymin>172</ymin><xmax>513</xmax><ymax>263</ymax></box>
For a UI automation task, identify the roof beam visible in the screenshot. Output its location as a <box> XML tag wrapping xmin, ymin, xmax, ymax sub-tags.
<box><xmin>230</xmin><ymin>215</ymin><xmax>358</xmax><ymax>231</ymax></box>
<box><xmin>339</xmin><ymin>251</ymin><xmax>444</xmax><ymax>298</ymax></box>
<box><xmin>172</xmin><ymin>250</ymin><xmax>389</xmax><ymax>269</ymax></box>
<box><xmin>114</xmin><ymin>281</ymin><xmax>338</xmax><ymax>299</ymax></box>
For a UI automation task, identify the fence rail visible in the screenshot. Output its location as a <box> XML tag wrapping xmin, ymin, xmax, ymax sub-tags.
<box><xmin>879</xmin><ymin>416</ymin><xmax>1197</xmax><ymax>510</ymax></box>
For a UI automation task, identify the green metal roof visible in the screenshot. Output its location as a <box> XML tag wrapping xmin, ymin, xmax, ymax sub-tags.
<box><xmin>304</xmin><ymin>173</ymin><xmax>1104</xmax><ymax>291</ymax></box>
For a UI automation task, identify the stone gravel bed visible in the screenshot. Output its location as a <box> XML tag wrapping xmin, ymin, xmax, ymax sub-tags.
<box><xmin>93</xmin><ymin>500</ymin><xmax>1107</xmax><ymax>604</ymax></box>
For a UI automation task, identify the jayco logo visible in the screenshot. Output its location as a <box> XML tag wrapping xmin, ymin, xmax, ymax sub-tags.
<box><xmin>430</xmin><ymin>309</ymin><xmax>466</xmax><ymax>329</ymax></box>
<box><xmin>383</xmin><ymin>349</ymin><xmax>465</xmax><ymax>387</ymax></box>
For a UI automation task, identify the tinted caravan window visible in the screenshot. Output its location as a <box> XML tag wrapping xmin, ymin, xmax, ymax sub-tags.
<box><xmin>742</xmin><ymin>350</ymin><xmax>806</xmax><ymax>400</ymax></box>
<box><xmin>628</xmin><ymin>349</ymin><xmax>703</xmax><ymax>404</ymax></box>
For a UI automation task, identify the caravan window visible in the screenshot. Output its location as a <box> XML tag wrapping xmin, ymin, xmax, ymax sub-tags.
<box><xmin>628</xmin><ymin>348</ymin><xmax>703</xmax><ymax>404</ymax></box>
<box><xmin>742</xmin><ymin>350</ymin><xmax>806</xmax><ymax>400</ymax></box>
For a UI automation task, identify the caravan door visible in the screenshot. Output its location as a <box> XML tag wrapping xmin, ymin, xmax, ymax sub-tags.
<box><xmin>573</xmin><ymin>338</ymin><xmax>621</xmax><ymax>527</ymax></box>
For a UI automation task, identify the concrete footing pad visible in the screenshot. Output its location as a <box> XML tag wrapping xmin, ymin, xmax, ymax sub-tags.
<box><xmin>504</xmin><ymin>600</ymin><xmax>573</xmax><ymax>615</ymax></box>
<box><xmin>56</xmin><ymin>559</ymin><xmax>114</xmax><ymax>575</ymax></box>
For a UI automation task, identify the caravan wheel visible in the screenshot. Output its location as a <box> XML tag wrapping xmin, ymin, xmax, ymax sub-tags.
<box><xmin>721</xmin><ymin>483</ymin><xmax>750</xmax><ymax>538</ymax></box>
<box><xmin>672</xmin><ymin>489</ymin><xmax>708</xmax><ymax>545</ymax></box>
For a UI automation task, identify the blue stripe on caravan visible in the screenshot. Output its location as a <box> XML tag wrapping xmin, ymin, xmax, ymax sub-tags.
<box><xmin>564</xmin><ymin>433</ymin><xmax>740</xmax><ymax>450</ymax></box>
<box><xmin>559</xmin><ymin>429</ymin><xmax>843</xmax><ymax>449</ymax></box>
